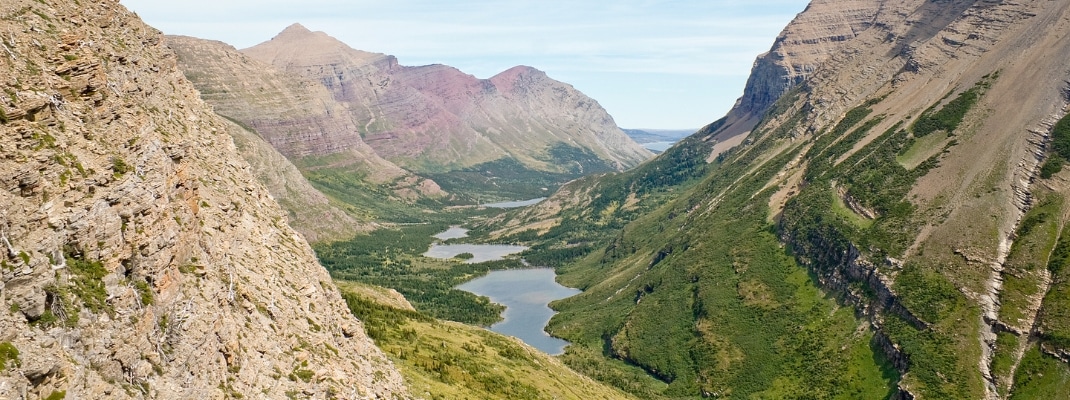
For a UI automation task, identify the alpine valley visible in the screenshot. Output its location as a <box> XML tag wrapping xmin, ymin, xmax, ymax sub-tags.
<box><xmin>3</xmin><ymin>0</ymin><xmax>1070</xmax><ymax>399</ymax></box>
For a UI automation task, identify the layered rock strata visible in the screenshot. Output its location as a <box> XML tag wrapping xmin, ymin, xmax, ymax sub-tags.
<box><xmin>0</xmin><ymin>1</ymin><xmax>407</xmax><ymax>398</ymax></box>
<box><xmin>241</xmin><ymin>24</ymin><xmax>651</xmax><ymax>173</ymax></box>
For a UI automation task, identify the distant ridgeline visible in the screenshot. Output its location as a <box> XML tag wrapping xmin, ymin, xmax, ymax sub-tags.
<box><xmin>169</xmin><ymin>27</ymin><xmax>651</xmax><ymax>224</ymax></box>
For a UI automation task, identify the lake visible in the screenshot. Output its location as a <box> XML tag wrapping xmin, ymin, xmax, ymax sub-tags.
<box><xmin>424</xmin><ymin>243</ymin><xmax>528</xmax><ymax>263</ymax></box>
<box><xmin>482</xmin><ymin>197</ymin><xmax>546</xmax><ymax>209</ymax></box>
<box><xmin>433</xmin><ymin>226</ymin><xmax>469</xmax><ymax>240</ymax></box>
<box><xmin>642</xmin><ymin>141</ymin><xmax>675</xmax><ymax>152</ymax></box>
<box><xmin>456</xmin><ymin>268</ymin><xmax>580</xmax><ymax>355</ymax></box>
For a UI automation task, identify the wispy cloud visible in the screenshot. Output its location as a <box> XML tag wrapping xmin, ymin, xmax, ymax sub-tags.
<box><xmin>122</xmin><ymin>0</ymin><xmax>809</xmax><ymax>128</ymax></box>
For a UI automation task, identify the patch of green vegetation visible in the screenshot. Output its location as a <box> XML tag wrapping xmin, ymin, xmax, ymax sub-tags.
<box><xmin>802</xmin><ymin>100</ymin><xmax>885</xmax><ymax>171</ymax></box>
<box><xmin>133</xmin><ymin>279</ymin><xmax>154</xmax><ymax>306</ymax></box>
<box><xmin>557</xmin><ymin>345</ymin><xmax>667</xmax><ymax>399</ymax></box>
<box><xmin>298</xmin><ymin>157</ymin><xmax>446</xmax><ymax>223</ymax></box>
<box><xmin>1000</xmin><ymin>193</ymin><xmax>1062</xmax><ymax>327</ymax></box>
<box><xmin>453</xmin><ymin>252</ymin><xmax>474</xmax><ymax>261</ymax></box>
<box><xmin>0</xmin><ymin>106</ymin><xmax>7</xmax><ymax>124</ymax></box>
<box><xmin>545</xmin><ymin>142</ymin><xmax>620</xmax><ymax>175</ymax></box>
<box><xmin>0</xmin><ymin>342</ymin><xmax>19</xmax><ymax>371</ymax></box>
<box><xmin>288</xmin><ymin>364</ymin><xmax>314</xmax><ymax>383</ymax></box>
<box><xmin>1049</xmin><ymin>112</ymin><xmax>1070</xmax><ymax>161</ymax></box>
<box><xmin>425</xmin><ymin>155</ymin><xmax>582</xmax><ymax>204</ymax></box>
<box><xmin>1040</xmin><ymin>155</ymin><xmax>1064</xmax><ymax>179</ymax></box>
<box><xmin>830</xmin><ymin>186</ymin><xmax>874</xmax><ymax>229</ymax></box>
<box><xmin>1041</xmin><ymin>112</ymin><xmax>1070</xmax><ymax>179</ymax></box>
<box><xmin>338</xmin><ymin>286</ymin><xmax>634</xmax><ymax>400</ymax></box>
<box><xmin>67</xmin><ymin>256</ymin><xmax>112</xmax><ymax>316</ymax></box>
<box><xmin>881</xmin><ymin>311</ymin><xmax>982</xmax><ymax>399</ymax></box>
<box><xmin>895</xmin><ymin>263</ymin><xmax>967</xmax><ymax>323</ymax></box>
<box><xmin>44</xmin><ymin>391</ymin><xmax>66</xmax><ymax>400</ymax></box>
<box><xmin>1038</xmin><ymin>221</ymin><xmax>1070</xmax><ymax>352</ymax></box>
<box><xmin>1010</xmin><ymin>344</ymin><xmax>1070</xmax><ymax>399</ymax></box>
<box><xmin>897</xmin><ymin>130</ymin><xmax>950</xmax><ymax>169</ymax></box>
<box><xmin>911</xmin><ymin>74</ymin><xmax>995</xmax><ymax>137</ymax></box>
<box><xmin>31</xmin><ymin>9</ymin><xmax>51</xmax><ymax>22</ymax></box>
<box><xmin>111</xmin><ymin>157</ymin><xmax>132</xmax><ymax>178</ymax></box>
<box><xmin>990</xmin><ymin>331</ymin><xmax>1019</xmax><ymax>395</ymax></box>
<box><xmin>315</xmin><ymin>224</ymin><xmax>512</xmax><ymax>325</ymax></box>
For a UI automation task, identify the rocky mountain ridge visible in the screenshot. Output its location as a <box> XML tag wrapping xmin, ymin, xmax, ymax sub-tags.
<box><xmin>492</xmin><ymin>0</ymin><xmax>1070</xmax><ymax>398</ymax></box>
<box><xmin>240</xmin><ymin>23</ymin><xmax>651</xmax><ymax>174</ymax></box>
<box><xmin>0</xmin><ymin>0</ymin><xmax>407</xmax><ymax>398</ymax></box>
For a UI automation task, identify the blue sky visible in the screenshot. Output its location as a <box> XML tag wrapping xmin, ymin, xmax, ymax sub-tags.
<box><xmin>121</xmin><ymin>0</ymin><xmax>809</xmax><ymax>129</ymax></box>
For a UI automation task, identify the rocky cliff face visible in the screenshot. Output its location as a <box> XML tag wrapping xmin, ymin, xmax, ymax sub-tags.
<box><xmin>701</xmin><ymin>0</ymin><xmax>881</xmax><ymax>145</ymax></box>
<box><xmin>0</xmin><ymin>1</ymin><xmax>407</xmax><ymax>398</ymax></box>
<box><xmin>240</xmin><ymin>24</ymin><xmax>651</xmax><ymax>174</ymax></box>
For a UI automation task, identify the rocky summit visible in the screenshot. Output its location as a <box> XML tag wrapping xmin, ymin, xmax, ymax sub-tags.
<box><xmin>0</xmin><ymin>0</ymin><xmax>407</xmax><ymax>398</ymax></box>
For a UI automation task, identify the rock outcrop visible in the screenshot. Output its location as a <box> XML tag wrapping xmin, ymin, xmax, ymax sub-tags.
<box><xmin>0</xmin><ymin>1</ymin><xmax>407</xmax><ymax>398</ymax></box>
<box><xmin>240</xmin><ymin>24</ymin><xmax>651</xmax><ymax>174</ymax></box>
<box><xmin>702</xmin><ymin>0</ymin><xmax>881</xmax><ymax>144</ymax></box>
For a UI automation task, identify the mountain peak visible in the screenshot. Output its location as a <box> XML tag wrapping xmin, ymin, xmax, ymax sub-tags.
<box><xmin>490</xmin><ymin>65</ymin><xmax>548</xmax><ymax>89</ymax></box>
<box><xmin>279</xmin><ymin>23</ymin><xmax>311</xmax><ymax>36</ymax></box>
<box><xmin>244</xmin><ymin>22</ymin><xmax>386</xmax><ymax>67</ymax></box>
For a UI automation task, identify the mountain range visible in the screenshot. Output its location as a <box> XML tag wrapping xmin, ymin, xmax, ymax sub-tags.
<box><xmin>169</xmin><ymin>24</ymin><xmax>651</xmax><ymax>215</ymax></box>
<box><xmin>6</xmin><ymin>0</ymin><xmax>1070</xmax><ymax>399</ymax></box>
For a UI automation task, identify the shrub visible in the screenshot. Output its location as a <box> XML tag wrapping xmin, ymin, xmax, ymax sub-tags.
<box><xmin>1040</xmin><ymin>156</ymin><xmax>1064</xmax><ymax>179</ymax></box>
<box><xmin>0</xmin><ymin>342</ymin><xmax>19</xmax><ymax>371</ymax></box>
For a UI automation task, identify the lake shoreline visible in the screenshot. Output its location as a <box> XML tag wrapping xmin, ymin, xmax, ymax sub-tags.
<box><xmin>423</xmin><ymin>226</ymin><xmax>580</xmax><ymax>355</ymax></box>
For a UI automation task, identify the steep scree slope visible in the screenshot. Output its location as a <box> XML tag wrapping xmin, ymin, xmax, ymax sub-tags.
<box><xmin>0</xmin><ymin>0</ymin><xmax>407</xmax><ymax>398</ymax></box>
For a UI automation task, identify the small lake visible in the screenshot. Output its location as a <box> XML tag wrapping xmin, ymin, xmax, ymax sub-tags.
<box><xmin>424</xmin><ymin>243</ymin><xmax>528</xmax><ymax>263</ymax></box>
<box><xmin>456</xmin><ymin>269</ymin><xmax>580</xmax><ymax>355</ymax></box>
<box><xmin>642</xmin><ymin>141</ymin><xmax>675</xmax><ymax>152</ymax></box>
<box><xmin>433</xmin><ymin>226</ymin><xmax>469</xmax><ymax>240</ymax></box>
<box><xmin>482</xmin><ymin>197</ymin><xmax>546</xmax><ymax>209</ymax></box>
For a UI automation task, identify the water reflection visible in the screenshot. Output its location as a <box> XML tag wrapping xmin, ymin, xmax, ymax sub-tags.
<box><xmin>457</xmin><ymin>269</ymin><xmax>579</xmax><ymax>355</ymax></box>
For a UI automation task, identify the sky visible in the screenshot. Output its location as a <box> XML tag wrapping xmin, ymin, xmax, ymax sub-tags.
<box><xmin>120</xmin><ymin>0</ymin><xmax>810</xmax><ymax>130</ymax></box>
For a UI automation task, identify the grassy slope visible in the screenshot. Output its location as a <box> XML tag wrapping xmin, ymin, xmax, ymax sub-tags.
<box><xmin>337</xmin><ymin>282</ymin><xmax>635</xmax><ymax>400</ymax></box>
<box><xmin>476</xmin><ymin>96</ymin><xmax>902</xmax><ymax>398</ymax></box>
<box><xmin>547</xmin><ymin>128</ymin><xmax>897</xmax><ymax>398</ymax></box>
<box><xmin>511</xmin><ymin>77</ymin><xmax>1025</xmax><ymax>398</ymax></box>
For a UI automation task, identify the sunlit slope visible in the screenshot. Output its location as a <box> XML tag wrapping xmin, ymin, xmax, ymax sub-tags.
<box><xmin>336</xmin><ymin>282</ymin><xmax>635</xmax><ymax>400</ymax></box>
<box><xmin>497</xmin><ymin>1</ymin><xmax>1070</xmax><ymax>398</ymax></box>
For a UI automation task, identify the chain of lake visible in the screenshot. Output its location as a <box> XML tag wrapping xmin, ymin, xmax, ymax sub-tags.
<box><xmin>423</xmin><ymin>226</ymin><xmax>579</xmax><ymax>355</ymax></box>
